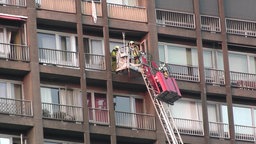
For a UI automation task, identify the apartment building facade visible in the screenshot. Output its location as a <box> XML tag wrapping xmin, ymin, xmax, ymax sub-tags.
<box><xmin>0</xmin><ymin>0</ymin><xmax>255</xmax><ymax>144</ymax></box>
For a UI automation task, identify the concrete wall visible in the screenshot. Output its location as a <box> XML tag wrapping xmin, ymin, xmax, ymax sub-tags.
<box><xmin>155</xmin><ymin>0</ymin><xmax>194</xmax><ymax>13</ymax></box>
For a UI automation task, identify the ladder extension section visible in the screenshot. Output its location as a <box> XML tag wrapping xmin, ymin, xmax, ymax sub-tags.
<box><xmin>141</xmin><ymin>65</ymin><xmax>183</xmax><ymax>144</ymax></box>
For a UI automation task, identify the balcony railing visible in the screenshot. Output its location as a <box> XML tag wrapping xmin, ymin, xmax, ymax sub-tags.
<box><xmin>36</xmin><ymin>0</ymin><xmax>76</xmax><ymax>13</ymax></box>
<box><xmin>226</xmin><ymin>18</ymin><xmax>256</xmax><ymax>37</ymax></box>
<box><xmin>107</xmin><ymin>3</ymin><xmax>147</xmax><ymax>22</ymax></box>
<box><xmin>156</xmin><ymin>9</ymin><xmax>195</xmax><ymax>29</ymax></box>
<box><xmin>201</xmin><ymin>15</ymin><xmax>221</xmax><ymax>32</ymax></box>
<box><xmin>0</xmin><ymin>43</ymin><xmax>29</xmax><ymax>61</ymax></box>
<box><xmin>115</xmin><ymin>111</ymin><xmax>156</xmax><ymax>130</ymax></box>
<box><xmin>205</xmin><ymin>68</ymin><xmax>225</xmax><ymax>85</ymax></box>
<box><xmin>0</xmin><ymin>0</ymin><xmax>26</xmax><ymax>6</ymax></box>
<box><xmin>39</xmin><ymin>48</ymin><xmax>79</xmax><ymax>68</ymax></box>
<box><xmin>173</xmin><ymin>118</ymin><xmax>204</xmax><ymax>136</ymax></box>
<box><xmin>42</xmin><ymin>102</ymin><xmax>83</xmax><ymax>122</ymax></box>
<box><xmin>167</xmin><ymin>64</ymin><xmax>200</xmax><ymax>82</ymax></box>
<box><xmin>230</xmin><ymin>71</ymin><xmax>256</xmax><ymax>89</ymax></box>
<box><xmin>209</xmin><ymin>121</ymin><xmax>230</xmax><ymax>139</ymax></box>
<box><xmin>89</xmin><ymin>107</ymin><xmax>109</xmax><ymax>125</ymax></box>
<box><xmin>0</xmin><ymin>97</ymin><xmax>32</xmax><ymax>116</ymax></box>
<box><xmin>81</xmin><ymin>0</ymin><xmax>102</xmax><ymax>17</ymax></box>
<box><xmin>235</xmin><ymin>124</ymin><xmax>256</xmax><ymax>142</ymax></box>
<box><xmin>84</xmin><ymin>53</ymin><xmax>105</xmax><ymax>70</ymax></box>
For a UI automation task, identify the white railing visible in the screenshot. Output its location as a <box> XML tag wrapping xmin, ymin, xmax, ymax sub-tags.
<box><xmin>36</xmin><ymin>0</ymin><xmax>76</xmax><ymax>13</ymax></box>
<box><xmin>81</xmin><ymin>0</ymin><xmax>102</xmax><ymax>16</ymax></box>
<box><xmin>209</xmin><ymin>121</ymin><xmax>230</xmax><ymax>139</ymax></box>
<box><xmin>0</xmin><ymin>0</ymin><xmax>26</xmax><ymax>6</ymax></box>
<box><xmin>201</xmin><ymin>15</ymin><xmax>221</xmax><ymax>32</ymax></box>
<box><xmin>42</xmin><ymin>102</ymin><xmax>83</xmax><ymax>122</ymax></box>
<box><xmin>235</xmin><ymin>124</ymin><xmax>256</xmax><ymax>142</ymax></box>
<box><xmin>0</xmin><ymin>43</ymin><xmax>29</xmax><ymax>61</ymax></box>
<box><xmin>115</xmin><ymin>111</ymin><xmax>156</xmax><ymax>130</ymax></box>
<box><xmin>167</xmin><ymin>63</ymin><xmax>200</xmax><ymax>82</ymax></box>
<box><xmin>156</xmin><ymin>9</ymin><xmax>195</xmax><ymax>29</ymax></box>
<box><xmin>230</xmin><ymin>71</ymin><xmax>256</xmax><ymax>89</ymax></box>
<box><xmin>39</xmin><ymin>48</ymin><xmax>79</xmax><ymax>68</ymax></box>
<box><xmin>89</xmin><ymin>107</ymin><xmax>109</xmax><ymax>125</ymax></box>
<box><xmin>107</xmin><ymin>3</ymin><xmax>147</xmax><ymax>22</ymax></box>
<box><xmin>226</xmin><ymin>18</ymin><xmax>256</xmax><ymax>37</ymax></box>
<box><xmin>173</xmin><ymin>118</ymin><xmax>204</xmax><ymax>136</ymax></box>
<box><xmin>204</xmin><ymin>68</ymin><xmax>225</xmax><ymax>85</ymax></box>
<box><xmin>84</xmin><ymin>53</ymin><xmax>106</xmax><ymax>70</ymax></box>
<box><xmin>0</xmin><ymin>97</ymin><xmax>32</xmax><ymax>116</ymax></box>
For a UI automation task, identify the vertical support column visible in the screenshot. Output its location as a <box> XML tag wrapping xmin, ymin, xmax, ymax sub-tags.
<box><xmin>76</xmin><ymin>0</ymin><xmax>90</xmax><ymax>144</ymax></box>
<box><xmin>102</xmin><ymin>0</ymin><xmax>116</xmax><ymax>144</ymax></box>
<box><xmin>218</xmin><ymin>0</ymin><xmax>235</xmax><ymax>143</ymax></box>
<box><xmin>145</xmin><ymin>0</ymin><xmax>159</xmax><ymax>62</ymax></box>
<box><xmin>193</xmin><ymin>0</ymin><xmax>210</xmax><ymax>143</ymax></box>
<box><xmin>25</xmin><ymin>0</ymin><xmax>43</xmax><ymax>143</ymax></box>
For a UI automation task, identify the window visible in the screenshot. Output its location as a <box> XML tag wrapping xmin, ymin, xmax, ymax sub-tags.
<box><xmin>229</xmin><ymin>53</ymin><xmax>248</xmax><ymax>73</ymax></box>
<box><xmin>87</xmin><ymin>92</ymin><xmax>108</xmax><ymax>123</ymax></box>
<box><xmin>0</xmin><ymin>81</ymin><xmax>22</xmax><ymax>99</ymax></box>
<box><xmin>107</xmin><ymin>0</ymin><xmax>138</xmax><ymax>6</ymax></box>
<box><xmin>0</xmin><ymin>137</ymin><xmax>11</xmax><ymax>144</ymax></box>
<box><xmin>249</xmin><ymin>56</ymin><xmax>256</xmax><ymax>74</ymax></box>
<box><xmin>38</xmin><ymin>32</ymin><xmax>77</xmax><ymax>66</ymax></box>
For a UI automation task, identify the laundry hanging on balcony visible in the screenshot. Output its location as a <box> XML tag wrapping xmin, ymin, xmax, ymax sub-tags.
<box><xmin>91</xmin><ymin>0</ymin><xmax>97</xmax><ymax>23</ymax></box>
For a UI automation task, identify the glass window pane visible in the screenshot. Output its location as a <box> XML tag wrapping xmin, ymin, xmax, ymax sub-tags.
<box><xmin>229</xmin><ymin>53</ymin><xmax>248</xmax><ymax>73</ymax></box>
<box><xmin>204</xmin><ymin>50</ymin><xmax>213</xmax><ymax>68</ymax></box>
<box><xmin>37</xmin><ymin>33</ymin><xmax>56</xmax><ymax>49</ymax></box>
<box><xmin>191</xmin><ymin>48</ymin><xmax>198</xmax><ymax>66</ymax></box>
<box><xmin>249</xmin><ymin>56</ymin><xmax>256</xmax><ymax>74</ymax></box>
<box><xmin>95</xmin><ymin>93</ymin><xmax>107</xmax><ymax>109</ymax></box>
<box><xmin>233</xmin><ymin>106</ymin><xmax>252</xmax><ymax>126</ymax></box>
<box><xmin>167</xmin><ymin>45</ymin><xmax>187</xmax><ymax>65</ymax></box>
<box><xmin>170</xmin><ymin>100</ymin><xmax>199</xmax><ymax>120</ymax></box>
<box><xmin>158</xmin><ymin>45</ymin><xmax>165</xmax><ymax>62</ymax></box>
<box><xmin>91</xmin><ymin>40</ymin><xmax>103</xmax><ymax>55</ymax></box>
<box><xmin>110</xmin><ymin>41</ymin><xmax>123</xmax><ymax>52</ymax></box>
<box><xmin>208</xmin><ymin>104</ymin><xmax>217</xmax><ymax>122</ymax></box>
<box><xmin>0</xmin><ymin>138</ymin><xmax>11</xmax><ymax>144</ymax></box>
<box><xmin>217</xmin><ymin>51</ymin><xmax>224</xmax><ymax>70</ymax></box>
<box><xmin>0</xmin><ymin>82</ymin><xmax>7</xmax><ymax>98</ymax></box>
<box><xmin>10</xmin><ymin>83</ymin><xmax>22</xmax><ymax>99</ymax></box>
<box><xmin>114</xmin><ymin>96</ymin><xmax>130</xmax><ymax>112</ymax></box>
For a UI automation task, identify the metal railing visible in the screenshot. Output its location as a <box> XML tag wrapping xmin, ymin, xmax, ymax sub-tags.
<box><xmin>84</xmin><ymin>53</ymin><xmax>106</xmax><ymax>70</ymax></box>
<box><xmin>226</xmin><ymin>18</ymin><xmax>256</xmax><ymax>37</ymax></box>
<box><xmin>39</xmin><ymin>48</ymin><xmax>79</xmax><ymax>68</ymax></box>
<box><xmin>204</xmin><ymin>68</ymin><xmax>225</xmax><ymax>85</ymax></box>
<box><xmin>0</xmin><ymin>43</ymin><xmax>29</xmax><ymax>61</ymax></box>
<box><xmin>42</xmin><ymin>102</ymin><xmax>83</xmax><ymax>122</ymax></box>
<box><xmin>81</xmin><ymin>0</ymin><xmax>102</xmax><ymax>16</ymax></box>
<box><xmin>209</xmin><ymin>121</ymin><xmax>230</xmax><ymax>139</ymax></box>
<box><xmin>201</xmin><ymin>15</ymin><xmax>221</xmax><ymax>32</ymax></box>
<box><xmin>167</xmin><ymin>63</ymin><xmax>200</xmax><ymax>82</ymax></box>
<box><xmin>88</xmin><ymin>107</ymin><xmax>109</xmax><ymax>125</ymax></box>
<box><xmin>235</xmin><ymin>124</ymin><xmax>256</xmax><ymax>142</ymax></box>
<box><xmin>107</xmin><ymin>3</ymin><xmax>147</xmax><ymax>22</ymax></box>
<box><xmin>115</xmin><ymin>111</ymin><xmax>156</xmax><ymax>130</ymax></box>
<box><xmin>35</xmin><ymin>0</ymin><xmax>76</xmax><ymax>13</ymax></box>
<box><xmin>173</xmin><ymin>118</ymin><xmax>204</xmax><ymax>136</ymax></box>
<box><xmin>156</xmin><ymin>9</ymin><xmax>195</xmax><ymax>29</ymax></box>
<box><xmin>230</xmin><ymin>71</ymin><xmax>256</xmax><ymax>89</ymax></box>
<box><xmin>0</xmin><ymin>0</ymin><xmax>26</xmax><ymax>6</ymax></box>
<box><xmin>0</xmin><ymin>97</ymin><xmax>32</xmax><ymax>116</ymax></box>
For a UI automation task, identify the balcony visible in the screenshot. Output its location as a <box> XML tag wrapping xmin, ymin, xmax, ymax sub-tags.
<box><xmin>235</xmin><ymin>124</ymin><xmax>256</xmax><ymax>142</ymax></box>
<box><xmin>35</xmin><ymin>0</ymin><xmax>76</xmax><ymax>13</ymax></box>
<box><xmin>115</xmin><ymin>111</ymin><xmax>156</xmax><ymax>130</ymax></box>
<box><xmin>107</xmin><ymin>3</ymin><xmax>147</xmax><ymax>22</ymax></box>
<box><xmin>167</xmin><ymin>64</ymin><xmax>200</xmax><ymax>82</ymax></box>
<box><xmin>226</xmin><ymin>18</ymin><xmax>256</xmax><ymax>37</ymax></box>
<box><xmin>205</xmin><ymin>68</ymin><xmax>225</xmax><ymax>85</ymax></box>
<box><xmin>89</xmin><ymin>107</ymin><xmax>109</xmax><ymax>125</ymax></box>
<box><xmin>173</xmin><ymin>118</ymin><xmax>204</xmax><ymax>136</ymax></box>
<box><xmin>0</xmin><ymin>43</ymin><xmax>29</xmax><ymax>62</ymax></box>
<box><xmin>81</xmin><ymin>0</ymin><xmax>102</xmax><ymax>17</ymax></box>
<box><xmin>209</xmin><ymin>121</ymin><xmax>230</xmax><ymax>139</ymax></box>
<box><xmin>84</xmin><ymin>53</ymin><xmax>106</xmax><ymax>70</ymax></box>
<box><xmin>201</xmin><ymin>15</ymin><xmax>221</xmax><ymax>33</ymax></box>
<box><xmin>39</xmin><ymin>48</ymin><xmax>79</xmax><ymax>68</ymax></box>
<box><xmin>0</xmin><ymin>0</ymin><xmax>26</xmax><ymax>7</ymax></box>
<box><xmin>230</xmin><ymin>71</ymin><xmax>256</xmax><ymax>90</ymax></box>
<box><xmin>0</xmin><ymin>97</ymin><xmax>32</xmax><ymax>116</ymax></box>
<box><xmin>42</xmin><ymin>102</ymin><xmax>83</xmax><ymax>122</ymax></box>
<box><xmin>156</xmin><ymin>9</ymin><xmax>195</xmax><ymax>29</ymax></box>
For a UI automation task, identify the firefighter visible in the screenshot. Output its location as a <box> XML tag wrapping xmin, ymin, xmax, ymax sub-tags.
<box><xmin>159</xmin><ymin>64</ymin><xmax>169</xmax><ymax>79</ymax></box>
<box><xmin>111</xmin><ymin>46</ymin><xmax>119</xmax><ymax>71</ymax></box>
<box><xmin>129</xmin><ymin>41</ymin><xmax>141</xmax><ymax>64</ymax></box>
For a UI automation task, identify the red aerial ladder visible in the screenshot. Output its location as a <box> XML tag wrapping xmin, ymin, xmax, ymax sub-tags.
<box><xmin>113</xmin><ymin>41</ymin><xmax>183</xmax><ymax>144</ymax></box>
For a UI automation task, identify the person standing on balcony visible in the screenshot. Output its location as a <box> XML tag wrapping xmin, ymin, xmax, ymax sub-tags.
<box><xmin>111</xmin><ymin>46</ymin><xmax>119</xmax><ymax>71</ymax></box>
